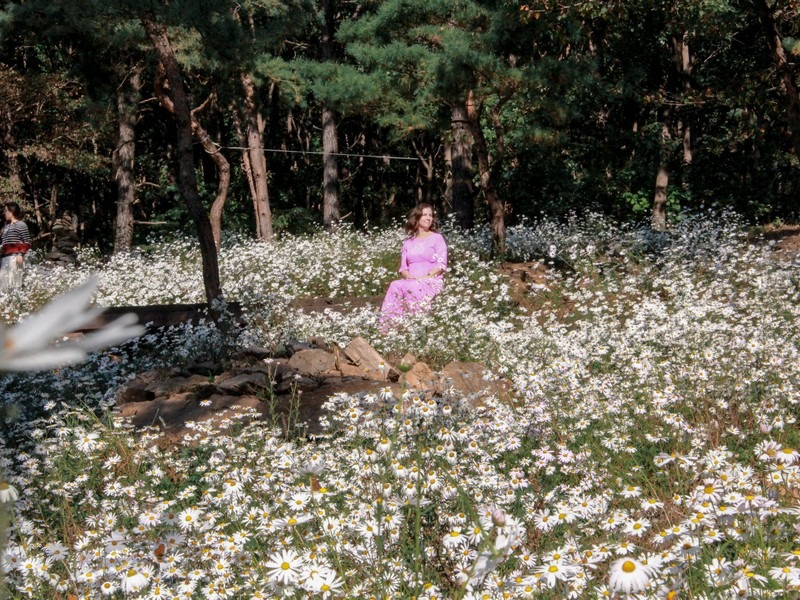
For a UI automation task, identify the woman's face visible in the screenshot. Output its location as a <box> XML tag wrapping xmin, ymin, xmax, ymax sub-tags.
<box><xmin>418</xmin><ymin>208</ymin><xmax>434</xmax><ymax>232</ymax></box>
<box><xmin>4</xmin><ymin>208</ymin><xmax>11</xmax><ymax>222</ymax></box>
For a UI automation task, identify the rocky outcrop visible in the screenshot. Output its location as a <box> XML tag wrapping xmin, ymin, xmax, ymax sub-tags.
<box><xmin>46</xmin><ymin>213</ymin><xmax>80</xmax><ymax>265</ymax></box>
<box><xmin>114</xmin><ymin>335</ymin><xmax>513</xmax><ymax>443</ymax></box>
<box><xmin>288</xmin><ymin>349</ymin><xmax>337</xmax><ymax>376</ymax></box>
<box><xmin>343</xmin><ymin>336</ymin><xmax>400</xmax><ymax>381</ymax></box>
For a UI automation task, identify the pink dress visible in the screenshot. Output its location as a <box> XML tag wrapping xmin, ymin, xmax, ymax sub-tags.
<box><xmin>380</xmin><ymin>232</ymin><xmax>448</xmax><ymax>321</ymax></box>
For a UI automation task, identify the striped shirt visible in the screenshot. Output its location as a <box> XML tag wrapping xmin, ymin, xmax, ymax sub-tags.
<box><xmin>1</xmin><ymin>220</ymin><xmax>32</xmax><ymax>256</ymax></box>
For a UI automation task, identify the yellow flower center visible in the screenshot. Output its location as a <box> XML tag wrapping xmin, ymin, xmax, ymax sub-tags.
<box><xmin>622</xmin><ymin>561</ymin><xmax>636</xmax><ymax>573</ymax></box>
<box><xmin>280</xmin><ymin>562</ymin><xmax>290</xmax><ymax>570</ymax></box>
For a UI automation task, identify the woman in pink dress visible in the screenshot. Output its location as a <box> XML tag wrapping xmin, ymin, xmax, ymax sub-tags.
<box><xmin>380</xmin><ymin>204</ymin><xmax>448</xmax><ymax>322</ymax></box>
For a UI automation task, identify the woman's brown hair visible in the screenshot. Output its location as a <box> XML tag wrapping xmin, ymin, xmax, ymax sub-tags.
<box><xmin>404</xmin><ymin>203</ymin><xmax>439</xmax><ymax>236</ymax></box>
<box><xmin>4</xmin><ymin>202</ymin><xmax>22</xmax><ymax>219</ymax></box>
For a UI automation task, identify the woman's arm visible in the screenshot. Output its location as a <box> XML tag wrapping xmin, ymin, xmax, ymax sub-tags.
<box><xmin>399</xmin><ymin>240</ymin><xmax>411</xmax><ymax>279</ymax></box>
<box><xmin>20</xmin><ymin>222</ymin><xmax>31</xmax><ymax>254</ymax></box>
<box><xmin>426</xmin><ymin>234</ymin><xmax>447</xmax><ymax>276</ymax></box>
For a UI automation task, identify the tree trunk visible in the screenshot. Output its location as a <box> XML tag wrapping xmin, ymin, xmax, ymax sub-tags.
<box><xmin>113</xmin><ymin>66</ymin><xmax>141</xmax><ymax>254</ymax></box>
<box><xmin>322</xmin><ymin>103</ymin><xmax>340</xmax><ymax>232</ymax></box>
<box><xmin>48</xmin><ymin>185</ymin><xmax>58</xmax><ymax>222</ymax></box>
<box><xmin>466</xmin><ymin>91</ymin><xmax>507</xmax><ymax>256</ymax></box>
<box><xmin>443</xmin><ymin>144</ymin><xmax>453</xmax><ymax>213</ymax></box>
<box><xmin>321</xmin><ymin>0</ymin><xmax>340</xmax><ymax>232</ymax></box>
<box><xmin>672</xmin><ymin>33</ymin><xmax>694</xmax><ymax>167</ymax></box>
<box><xmin>198</xmin><ymin>120</ymin><xmax>230</xmax><ymax>248</ymax></box>
<box><xmin>154</xmin><ymin>67</ymin><xmax>230</xmax><ymax>249</ymax></box>
<box><xmin>652</xmin><ymin>165</ymin><xmax>669</xmax><ymax>231</ymax></box>
<box><xmin>450</xmin><ymin>101</ymin><xmax>474</xmax><ymax>230</ymax></box>
<box><xmin>412</xmin><ymin>138</ymin><xmax>436</xmax><ymax>205</ymax></box>
<box><xmin>140</xmin><ymin>13</ymin><xmax>222</xmax><ymax>305</ymax></box>
<box><xmin>755</xmin><ymin>0</ymin><xmax>800</xmax><ymax>159</ymax></box>
<box><xmin>652</xmin><ymin>121</ymin><xmax>671</xmax><ymax>231</ymax></box>
<box><xmin>231</xmin><ymin>107</ymin><xmax>259</xmax><ymax>225</ymax></box>
<box><xmin>353</xmin><ymin>128</ymin><xmax>367</xmax><ymax>227</ymax></box>
<box><xmin>241</xmin><ymin>73</ymin><xmax>273</xmax><ymax>241</ymax></box>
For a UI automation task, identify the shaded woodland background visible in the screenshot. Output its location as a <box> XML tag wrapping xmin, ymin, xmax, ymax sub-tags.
<box><xmin>0</xmin><ymin>0</ymin><xmax>798</xmax><ymax>256</ymax></box>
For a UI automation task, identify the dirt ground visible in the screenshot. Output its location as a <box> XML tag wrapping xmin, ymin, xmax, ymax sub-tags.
<box><xmin>758</xmin><ymin>224</ymin><xmax>800</xmax><ymax>259</ymax></box>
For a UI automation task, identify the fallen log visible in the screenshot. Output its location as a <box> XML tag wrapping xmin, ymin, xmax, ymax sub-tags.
<box><xmin>76</xmin><ymin>302</ymin><xmax>244</xmax><ymax>333</ymax></box>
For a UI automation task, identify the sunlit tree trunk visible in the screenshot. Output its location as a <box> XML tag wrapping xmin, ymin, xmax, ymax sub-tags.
<box><xmin>322</xmin><ymin>103</ymin><xmax>340</xmax><ymax>231</ymax></box>
<box><xmin>321</xmin><ymin>0</ymin><xmax>340</xmax><ymax>232</ymax></box>
<box><xmin>466</xmin><ymin>91</ymin><xmax>506</xmax><ymax>255</ymax></box>
<box><xmin>652</xmin><ymin>32</ymin><xmax>693</xmax><ymax>231</ymax></box>
<box><xmin>113</xmin><ymin>66</ymin><xmax>141</xmax><ymax>253</ymax></box>
<box><xmin>673</xmin><ymin>33</ymin><xmax>693</xmax><ymax>168</ymax></box>
<box><xmin>652</xmin><ymin>119</ymin><xmax>671</xmax><ymax>232</ymax></box>
<box><xmin>241</xmin><ymin>73</ymin><xmax>273</xmax><ymax>241</ymax></box>
<box><xmin>141</xmin><ymin>13</ymin><xmax>222</xmax><ymax>305</ymax></box>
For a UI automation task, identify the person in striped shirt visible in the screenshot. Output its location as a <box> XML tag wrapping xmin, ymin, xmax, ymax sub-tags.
<box><xmin>1</xmin><ymin>202</ymin><xmax>32</xmax><ymax>291</ymax></box>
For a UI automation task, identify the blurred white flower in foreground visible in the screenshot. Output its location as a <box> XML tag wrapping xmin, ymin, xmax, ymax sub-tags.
<box><xmin>0</xmin><ymin>276</ymin><xmax>145</xmax><ymax>371</ymax></box>
<box><xmin>0</xmin><ymin>481</ymin><xmax>18</xmax><ymax>503</ymax></box>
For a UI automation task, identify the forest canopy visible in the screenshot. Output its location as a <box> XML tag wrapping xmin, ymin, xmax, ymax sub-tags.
<box><xmin>0</xmin><ymin>0</ymin><xmax>798</xmax><ymax>254</ymax></box>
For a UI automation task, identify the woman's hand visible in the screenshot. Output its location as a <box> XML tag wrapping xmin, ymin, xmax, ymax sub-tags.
<box><xmin>15</xmin><ymin>255</ymin><xmax>23</xmax><ymax>268</ymax></box>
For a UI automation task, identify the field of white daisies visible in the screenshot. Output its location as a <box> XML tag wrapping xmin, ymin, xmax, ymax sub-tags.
<box><xmin>1</xmin><ymin>210</ymin><xmax>799</xmax><ymax>599</ymax></box>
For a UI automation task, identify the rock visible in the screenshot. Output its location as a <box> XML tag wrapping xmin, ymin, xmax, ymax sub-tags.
<box><xmin>205</xmin><ymin>394</ymin><xmax>263</xmax><ymax>412</ymax></box>
<box><xmin>116</xmin><ymin>370</ymin><xmax>169</xmax><ymax>406</ymax></box>
<box><xmin>277</xmin><ymin>375</ymin><xmax>318</xmax><ymax>395</ymax></box>
<box><xmin>319</xmin><ymin>369</ymin><xmax>344</xmax><ymax>379</ymax></box>
<box><xmin>308</xmin><ymin>336</ymin><xmax>331</xmax><ymax>351</ymax></box>
<box><xmin>116</xmin><ymin>384</ymin><xmax>156</xmax><ymax>406</ymax></box>
<box><xmin>227</xmin><ymin>358</ymin><xmax>291</xmax><ymax>382</ymax></box>
<box><xmin>118</xmin><ymin>393</ymin><xmax>263</xmax><ymax>435</ymax></box>
<box><xmin>146</xmin><ymin>374</ymin><xmax>213</xmax><ymax>398</ymax></box>
<box><xmin>185</xmin><ymin>361</ymin><xmax>221</xmax><ymax>376</ymax></box>
<box><xmin>343</xmin><ymin>336</ymin><xmax>399</xmax><ymax>381</ymax></box>
<box><xmin>117</xmin><ymin>392</ymin><xmax>195</xmax><ymax>427</ymax></box>
<box><xmin>261</xmin><ymin>358</ymin><xmax>292</xmax><ymax>381</ymax></box>
<box><xmin>404</xmin><ymin>362</ymin><xmax>437</xmax><ymax>391</ymax></box>
<box><xmin>216</xmin><ymin>372</ymin><xmax>270</xmax><ymax>395</ymax></box>
<box><xmin>437</xmin><ymin>361</ymin><xmax>512</xmax><ymax>401</ymax></box>
<box><xmin>339</xmin><ymin>363</ymin><xmax>368</xmax><ymax>378</ymax></box>
<box><xmin>239</xmin><ymin>346</ymin><xmax>273</xmax><ymax>360</ymax></box>
<box><xmin>400</xmin><ymin>353</ymin><xmax>417</xmax><ymax>369</ymax></box>
<box><xmin>214</xmin><ymin>371</ymin><xmax>236</xmax><ymax>385</ymax></box>
<box><xmin>241</xmin><ymin>366</ymin><xmax>284</xmax><ymax>385</ymax></box>
<box><xmin>47</xmin><ymin>212</ymin><xmax>80</xmax><ymax>265</ymax></box>
<box><xmin>288</xmin><ymin>349</ymin><xmax>337</xmax><ymax>376</ymax></box>
<box><xmin>286</xmin><ymin>339</ymin><xmax>314</xmax><ymax>354</ymax></box>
